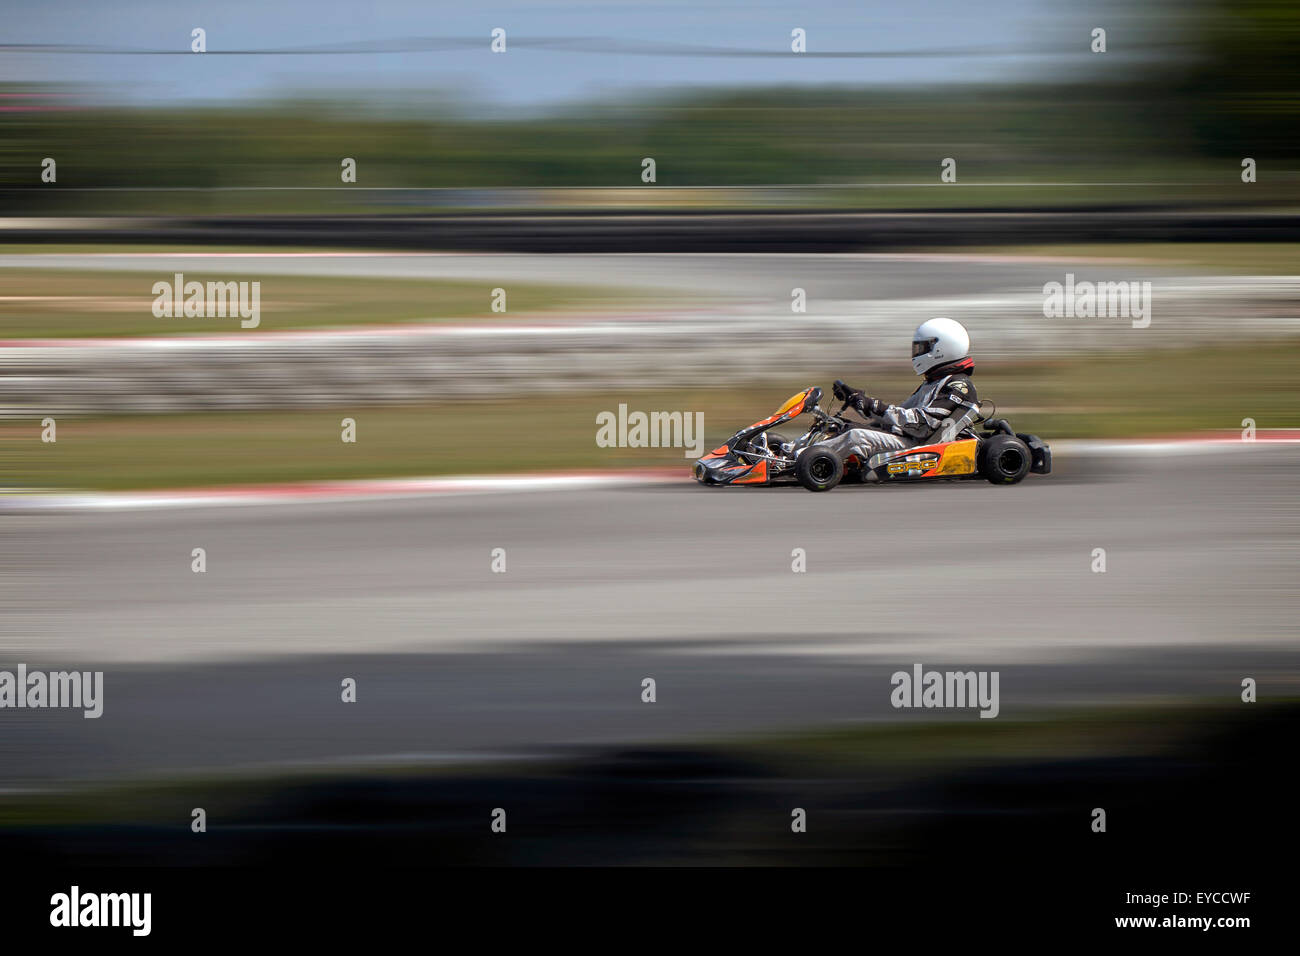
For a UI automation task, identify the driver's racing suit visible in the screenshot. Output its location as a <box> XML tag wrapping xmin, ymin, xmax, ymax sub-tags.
<box><xmin>819</xmin><ymin>358</ymin><xmax>979</xmax><ymax>462</ymax></box>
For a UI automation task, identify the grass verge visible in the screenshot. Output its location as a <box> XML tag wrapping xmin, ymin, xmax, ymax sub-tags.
<box><xmin>0</xmin><ymin>269</ymin><xmax>645</xmax><ymax>338</ymax></box>
<box><xmin>5</xmin><ymin>340</ymin><xmax>1298</xmax><ymax>490</ymax></box>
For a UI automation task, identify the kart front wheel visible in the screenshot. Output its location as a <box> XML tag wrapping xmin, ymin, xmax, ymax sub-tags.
<box><xmin>796</xmin><ymin>449</ymin><xmax>844</xmax><ymax>492</ymax></box>
<box><xmin>981</xmin><ymin>434</ymin><xmax>1032</xmax><ymax>485</ymax></box>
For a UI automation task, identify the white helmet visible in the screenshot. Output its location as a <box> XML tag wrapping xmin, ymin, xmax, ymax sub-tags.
<box><xmin>911</xmin><ymin>317</ymin><xmax>970</xmax><ymax>376</ymax></box>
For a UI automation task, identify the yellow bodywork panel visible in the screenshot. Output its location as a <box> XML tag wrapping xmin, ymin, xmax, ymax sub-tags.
<box><xmin>935</xmin><ymin>439</ymin><xmax>978</xmax><ymax>476</ymax></box>
<box><xmin>774</xmin><ymin>390</ymin><xmax>809</xmax><ymax>416</ymax></box>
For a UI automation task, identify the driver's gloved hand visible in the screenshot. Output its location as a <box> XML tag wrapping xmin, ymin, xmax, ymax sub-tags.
<box><xmin>849</xmin><ymin>392</ymin><xmax>885</xmax><ymax>417</ymax></box>
<box><xmin>834</xmin><ymin>380</ymin><xmax>883</xmax><ymax>417</ymax></box>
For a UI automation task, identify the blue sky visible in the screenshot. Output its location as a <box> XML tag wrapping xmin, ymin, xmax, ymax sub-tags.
<box><xmin>3</xmin><ymin>0</ymin><xmax>1157</xmax><ymax>108</ymax></box>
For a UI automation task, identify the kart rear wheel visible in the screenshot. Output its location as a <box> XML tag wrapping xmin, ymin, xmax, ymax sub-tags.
<box><xmin>980</xmin><ymin>434</ymin><xmax>1032</xmax><ymax>485</ymax></box>
<box><xmin>796</xmin><ymin>449</ymin><xmax>844</xmax><ymax>492</ymax></box>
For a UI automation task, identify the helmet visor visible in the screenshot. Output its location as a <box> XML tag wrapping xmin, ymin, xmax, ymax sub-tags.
<box><xmin>912</xmin><ymin>338</ymin><xmax>936</xmax><ymax>358</ymax></box>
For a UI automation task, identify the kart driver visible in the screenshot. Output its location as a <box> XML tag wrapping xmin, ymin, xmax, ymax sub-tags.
<box><xmin>821</xmin><ymin>317</ymin><xmax>980</xmax><ymax>460</ymax></box>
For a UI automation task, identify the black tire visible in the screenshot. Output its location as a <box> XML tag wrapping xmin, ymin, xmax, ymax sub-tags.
<box><xmin>980</xmin><ymin>434</ymin><xmax>1032</xmax><ymax>485</ymax></box>
<box><xmin>795</xmin><ymin>448</ymin><xmax>844</xmax><ymax>492</ymax></box>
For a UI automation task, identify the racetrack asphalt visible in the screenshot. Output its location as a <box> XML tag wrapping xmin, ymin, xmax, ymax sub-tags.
<box><xmin>0</xmin><ymin>250</ymin><xmax>1166</xmax><ymax>301</ymax></box>
<box><xmin>3</xmin><ymin>446</ymin><xmax>1297</xmax><ymax>785</ymax></box>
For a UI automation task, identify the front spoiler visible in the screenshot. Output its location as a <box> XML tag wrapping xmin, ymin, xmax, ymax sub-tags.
<box><xmin>693</xmin><ymin>453</ymin><xmax>791</xmax><ymax>486</ymax></box>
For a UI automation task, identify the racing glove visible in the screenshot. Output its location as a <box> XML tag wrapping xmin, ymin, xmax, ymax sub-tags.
<box><xmin>834</xmin><ymin>381</ymin><xmax>884</xmax><ymax>417</ymax></box>
<box><xmin>855</xmin><ymin>395</ymin><xmax>886</xmax><ymax>416</ymax></box>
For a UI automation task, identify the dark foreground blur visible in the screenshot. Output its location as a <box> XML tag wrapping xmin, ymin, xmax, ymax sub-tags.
<box><xmin>4</xmin><ymin>702</ymin><xmax>1291</xmax><ymax>869</ymax></box>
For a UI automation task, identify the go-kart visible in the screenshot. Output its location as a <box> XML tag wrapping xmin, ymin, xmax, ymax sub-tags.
<box><xmin>692</xmin><ymin>385</ymin><xmax>1051</xmax><ymax>492</ymax></box>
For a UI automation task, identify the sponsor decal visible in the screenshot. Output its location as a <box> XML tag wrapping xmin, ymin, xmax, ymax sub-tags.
<box><xmin>887</xmin><ymin>456</ymin><xmax>939</xmax><ymax>475</ymax></box>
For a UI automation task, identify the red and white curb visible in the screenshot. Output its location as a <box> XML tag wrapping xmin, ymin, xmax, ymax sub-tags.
<box><xmin>2</xmin><ymin>469</ymin><xmax>683</xmax><ymax>513</ymax></box>
<box><xmin>1055</xmin><ymin>431</ymin><xmax>1300</xmax><ymax>455</ymax></box>
<box><xmin>4</xmin><ymin>435</ymin><xmax>1299</xmax><ymax>513</ymax></box>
